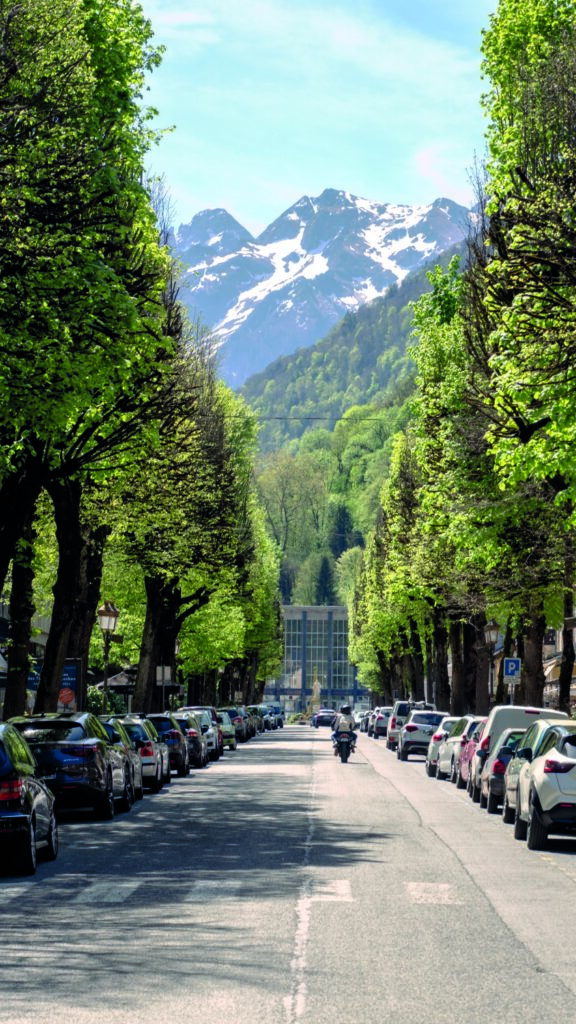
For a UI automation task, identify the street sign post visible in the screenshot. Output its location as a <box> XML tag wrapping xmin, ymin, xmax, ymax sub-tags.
<box><xmin>503</xmin><ymin>658</ymin><xmax>521</xmax><ymax>704</ymax></box>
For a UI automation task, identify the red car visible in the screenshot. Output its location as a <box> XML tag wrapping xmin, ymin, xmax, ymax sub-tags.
<box><xmin>462</xmin><ymin>720</ymin><xmax>487</xmax><ymax>798</ymax></box>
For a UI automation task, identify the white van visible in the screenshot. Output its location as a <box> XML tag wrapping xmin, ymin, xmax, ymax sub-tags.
<box><xmin>479</xmin><ymin>704</ymin><xmax>568</xmax><ymax>756</ymax></box>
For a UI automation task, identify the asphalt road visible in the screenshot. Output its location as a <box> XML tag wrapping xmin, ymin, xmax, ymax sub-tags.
<box><xmin>2</xmin><ymin>726</ymin><xmax>576</xmax><ymax>1024</ymax></box>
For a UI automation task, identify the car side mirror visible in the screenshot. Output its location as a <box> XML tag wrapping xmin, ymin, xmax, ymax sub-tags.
<box><xmin>201</xmin><ymin>724</ymin><xmax>208</xmax><ymax>734</ymax></box>
<box><xmin>516</xmin><ymin>747</ymin><xmax>532</xmax><ymax>762</ymax></box>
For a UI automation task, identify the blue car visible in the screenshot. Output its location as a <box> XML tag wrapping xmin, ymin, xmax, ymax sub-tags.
<box><xmin>0</xmin><ymin>722</ymin><xmax>58</xmax><ymax>875</ymax></box>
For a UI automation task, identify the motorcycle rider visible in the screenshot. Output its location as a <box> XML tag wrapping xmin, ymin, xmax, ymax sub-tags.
<box><xmin>331</xmin><ymin>704</ymin><xmax>358</xmax><ymax>755</ymax></box>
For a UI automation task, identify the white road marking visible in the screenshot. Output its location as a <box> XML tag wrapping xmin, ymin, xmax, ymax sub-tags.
<box><xmin>69</xmin><ymin>879</ymin><xmax>141</xmax><ymax>904</ymax></box>
<box><xmin>184</xmin><ymin>879</ymin><xmax>242</xmax><ymax>902</ymax></box>
<box><xmin>405</xmin><ymin>882</ymin><xmax>462</xmax><ymax>905</ymax></box>
<box><xmin>310</xmin><ymin>879</ymin><xmax>353</xmax><ymax>903</ymax></box>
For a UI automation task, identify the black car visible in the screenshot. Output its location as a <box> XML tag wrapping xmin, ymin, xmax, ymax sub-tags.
<box><xmin>172</xmin><ymin>712</ymin><xmax>208</xmax><ymax>769</ymax></box>
<box><xmin>145</xmin><ymin>713</ymin><xmax>190</xmax><ymax>777</ymax></box>
<box><xmin>313</xmin><ymin>709</ymin><xmax>337</xmax><ymax>728</ymax></box>
<box><xmin>0</xmin><ymin>722</ymin><xmax>58</xmax><ymax>874</ymax></box>
<box><xmin>10</xmin><ymin>712</ymin><xmax>128</xmax><ymax>819</ymax></box>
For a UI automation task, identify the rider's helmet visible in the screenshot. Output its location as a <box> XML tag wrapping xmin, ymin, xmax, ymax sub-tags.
<box><xmin>340</xmin><ymin>704</ymin><xmax>352</xmax><ymax>715</ymax></box>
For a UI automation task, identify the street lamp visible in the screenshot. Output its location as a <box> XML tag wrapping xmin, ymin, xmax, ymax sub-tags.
<box><xmin>97</xmin><ymin>600</ymin><xmax>120</xmax><ymax>715</ymax></box>
<box><xmin>484</xmin><ymin>620</ymin><xmax>499</xmax><ymax>700</ymax></box>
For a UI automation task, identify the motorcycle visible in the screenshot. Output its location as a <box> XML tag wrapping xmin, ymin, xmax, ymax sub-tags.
<box><xmin>335</xmin><ymin>731</ymin><xmax>353</xmax><ymax>763</ymax></box>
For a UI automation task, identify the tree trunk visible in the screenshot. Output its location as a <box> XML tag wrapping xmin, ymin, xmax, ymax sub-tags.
<box><xmin>0</xmin><ymin>452</ymin><xmax>45</xmax><ymax>599</ymax></box>
<box><xmin>463</xmin><ymin>621</ymin><xmax>479</xmax><ymax>712</ymax></box>
<box><xmin>408</xmin><ymin>620</ymin><xmax>425</xmax><ymax>701</ymax></box>
<box><xmin>433</xmin><ymin>607</ymin><xmax>450</xmax><ymax>711</ymax></box>
<box><xmin>134</xmin><ymin>575</ymin><xmax>165</xmax><ymax>712</ymax></box>
<box><xmin>34</xmin><ymin>478</ymin><xmax>84</xmax><ymax>713</ymax></box>
<box><xmin>558</xmin><ymin>529</ymin><xmax>575</xmax><ymax>714</ymax></box>
<box><xmin>524</xmin><ymin>609</ymin><xmax>546</xmax><ymax>706</ymax></box>
<box><xmin>449</xmin><ymin>618</ymin><xmax>464</xmax><ymax>715</ymax></box>
<box><xmin>376</xmin><ymin>650</ymin><xmax>394</xmax><ymax>705</ymax></box>
<box><xmin>495</xmin><ymin>620</ymin><xmax>514</xmax><ymax>705</ymax></box>
<box><xmin>67</xmin><ymin>524</ymin><xmax>109</xmax><ymax>711</ymax></box>
<box><xmin>515</xmin><ymin>632</ymin><xmax>526</xmax><ymax>705</ymax></box>
<box><xmin>3</xmin><ymin>513</ymin><xmax>37</xmax><ymax>720</ymax></box>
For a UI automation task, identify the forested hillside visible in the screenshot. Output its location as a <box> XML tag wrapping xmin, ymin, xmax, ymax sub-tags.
<box><xmin>242</xmin><ymin>243</ymin><xmax>465</xmax><ymax>451</ymax></box>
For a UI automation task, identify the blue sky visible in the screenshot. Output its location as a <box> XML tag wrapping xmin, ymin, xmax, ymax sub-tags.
<box><xmin>140</xmin><ymin>0</ymin><xmax>498</xmax><ymax>235</ymax></box>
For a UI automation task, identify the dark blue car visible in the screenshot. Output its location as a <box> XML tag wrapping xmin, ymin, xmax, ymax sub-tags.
<box><xmin>0</xmin><ymin>722</ymin><xmax>58</xmax><ymax>874</ymax></box>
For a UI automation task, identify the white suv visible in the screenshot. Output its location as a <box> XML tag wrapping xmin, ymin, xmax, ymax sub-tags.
<box><xmin>387</xmin><ymin>700</ymin><xmax>435</xmax><ymax>751</ymax></box>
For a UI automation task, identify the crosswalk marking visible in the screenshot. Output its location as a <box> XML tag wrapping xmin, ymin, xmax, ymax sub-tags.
<box><xmin>69</xmin><ymin>879</ymin><xmax>141</xmax><ymax>904</ymax></box>
<box><xmin>405</xmin><ymin>882</ymin><xmax>462</xmax><ymax>905</ymax></box>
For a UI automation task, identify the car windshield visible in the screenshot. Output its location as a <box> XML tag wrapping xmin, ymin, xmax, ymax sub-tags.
<box><xmin>15</xmin><ymin>723</ymin><xmax>87</xmax><ymax>743</ymax></box>
<box><xmin>148</xmin><ymin>719</ymin><xmax>172</xmax><ymax>734</ymax></box>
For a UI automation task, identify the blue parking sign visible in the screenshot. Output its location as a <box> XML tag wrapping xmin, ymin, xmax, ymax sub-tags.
<box><xmin>504</xmin><ymin>658</ymin><xmax>521</xmax><ymax>678</ymax></box>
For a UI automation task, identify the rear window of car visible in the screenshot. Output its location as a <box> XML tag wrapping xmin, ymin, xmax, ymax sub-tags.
<box><xmin>16</xmin><ymin>723</ymin><xmax>86</xmax><ymax>743</ymax></box>
<box><xmin>410</xmin><ymin>713</ymin><xmax>445</xmax><ymax>726</ymax></box>
<box><xmin>123</xmin><ymin>722</ymin><xmax>147</xmax><ymax>742</ymax></box>
<box><xmin>148</xmin><ymin>718</ymin><xmax>173</xmax><ymax>734</ymax></box>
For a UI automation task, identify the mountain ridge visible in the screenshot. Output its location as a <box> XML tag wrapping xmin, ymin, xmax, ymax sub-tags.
<box><xmin>173</xmin><ymin>188</ymin><xmax>473</xmax><ymax>384</ymax></box>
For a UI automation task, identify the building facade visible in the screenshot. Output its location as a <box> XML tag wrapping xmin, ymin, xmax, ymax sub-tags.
<box><xmin>264</xmin><ymin>605</ymin><xmax>368</xmax><ymax>713</ymax></box>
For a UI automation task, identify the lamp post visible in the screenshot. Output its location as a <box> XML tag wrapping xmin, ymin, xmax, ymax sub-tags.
<box><xmin>484</xmin><ymin>619</ymin><xmax>499</xmax><ymax>702</ymax></box>
<box><xmin>97</xmin><ymin>600</ymin><xmax>120</xmax><ymax>715</ymax></box>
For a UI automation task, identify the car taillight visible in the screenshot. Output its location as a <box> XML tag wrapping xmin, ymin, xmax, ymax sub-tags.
<box><xmin>432</xmin><ymin>732</ymin><xmax>444</xmax><ymax>741</ymax></box>
<box><xmin>405</xmin><ymin>724</ymin><xmax>418</xmax><ymax>733</ymax></box>
<box><xmin>168</xmin><ymin>729</ymin><xmax>181</xmax><ymax>741</ymax></box>
<box><xmin>492</xmin><ymin>759</ymin><xmax>507</xmax><ymax>774</ymax></box>
<box><xmin>390</xmin><ymin>716</ymin><xmax>397</xmax><ymax>730</ymax></box>
<box><xmin>66</xmin><ymin>744</ymin><xmax>99</xmax><ymax>758</ymax></box>
<box><xmin>376</xmin><ymin>714</ymin><xmax>384</xmax><ymax>721</ymax></box>
<box><xmin>139</xmin><ymin>743</ymin><xmax>155</xmax><ymax>757</ymax></box>
<box><xmin>544</xmin><ymin>759</ymin><xmax>574</xmax><ymax>773</ymax></box>
<box><xmin>460</xmin><ymin>735</ymin><xmax>468</xmax><ymax>746</ymax></box>
<box><xmin>187</xmin><ymin>729</ymin><xmax>198</xmax><ymax>738</ymax></box>
<box><xmin>0</xmin><ymin>780</ymin><xmax>23</xmax><ymax>801</ymax></box>
<box><xmin>480</xmin><ymin>735</ymin><xmax>490</xmax><ymax>751</ymax></box>
<box><xmin>232</xmin><ymin>717</ymin><xmax>242</xmax><ymax>724</ymax></box>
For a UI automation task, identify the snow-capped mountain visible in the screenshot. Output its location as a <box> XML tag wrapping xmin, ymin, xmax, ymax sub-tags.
<box><xmin>174</xmin><ymin>188</ymin><xmax>472</xmax><ymax>385</ymax></box>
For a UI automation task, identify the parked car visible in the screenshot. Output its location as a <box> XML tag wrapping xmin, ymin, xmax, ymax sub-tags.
<box><xmin>479</xmin><ymin>727</ymin><xmax>526</xmax><ymax>813</ymax></box>
<box><xmin>504</xmin><ymin>717</ymin><xmax>573</xmax><ymax>838</ymax></box>
<box><xmin>219</xmin><ymin>707</ymin><xmax>249</xmax><ymax>743</ymax></box>
<box><xmin>436</xmin><ymin>716</ymin><xmax>483</xmax><ymax>783</ymax></box>
<box><xmin>511</xmin><ymin>721</ymin><xmax>576</xmax><ymax>849</ymax></box>
<box><xmin>358</xmin><ymin>711</ymin><xmax>372</xmax><ymax>733</ymax></box>
<box><xmin>372</xmin><ymin>707</ymin><xmax>393</xmax><ymax>739</ymax></box>
<box><xmin>387</xmin><ymin>700</ymin><xmax>435</xmax><ymax>751</ymax></box>
<box><xmin>468</xmin><ymin>722</ymin><xmax>489</xmax><ymax>803</ymax></box>
<box><xmin>268</xmin><ymin>702</ymin><xmax>285</xmax><ymax>728</ymax></box>
<box><xmin>458</xmin><ymin>718</ymin><xmax>487</xmax><ymax>790</ymax></box>
<box><xmin>425</xmin><ymin>716</ymin><xmax>459</xmax><ymax>778</ymax></box>
<box><xmin>477</xmin><ymin>704</ymin><xmax>568</xmax><ymax>760</ymax></box>
<box><xmin>10</xmin><ymin>712</ymin><xmax>128</xmax><ymax>819</ymax></box>
<box><xmin>179</xmin><ymin>707</ymin><xmax>221</xmax><ymax>760</ymax></box>
<box><xmin>99</xmin><ymin>717</ymin><xmax>144</xmax><ymax>802</ymax></box>
<box><xmin>217</xmin><ymin>710</ymin><xmax>237</xmax><ymax>751</ymax></box>
<box><xmin>172</xmin><ymin>712</ymin><xmax>209</xmax><ymax>768</ymax></box>
<box><xmin>118</xmin><ymin>717</ymin><xmax>166</xmax><ymax>792</ymax></box>
<box><xmin>246</xmin><ymin>705</ymin><xmax>265</xmax><ymax>733</ymax></box>
<box><xmin>0</xmin><ymin>722</ymin><xmax>58</xmax><ymax>875</ymax></box>
<box><xmin>397</xmin><ymin>711</ymin><xmax>447</xmax><ymax>761</ymax></box>
<box><xmin>145</xmin><ymin>713</ymin><xmax>190</xmax><ymax>777</ymax></box>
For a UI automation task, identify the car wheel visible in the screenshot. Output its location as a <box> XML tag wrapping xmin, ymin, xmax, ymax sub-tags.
<box><xmin>527</xmin><ymin>797</ymin><xmax>547</xmax><ymax>850</ymax></box>
<box><xmin>399</xmin><ymin>747</ymin><xmax>408</xmax><ymax>761</ymax></box>
<box><xmin>95</xmin><ymin>773</ymin><xmax>115</xmax><ymax>820</ymax></box>
<box><xmin>449</xmin><ymin>759</ymin><xmax>457</xmax><ymax>784</ymax></box>
<box><xmin>164</xmin><ymin>764</ymin><xmax>172</xmax><ymax>784</ymax></box>
<box><xmin>44</xmin><ymin>812</ymin><xmax>59</xmax><ymax>861</ymax></box>
<box><xmin>177</xmin><ymin>756</ymin><xmax>187</xmax><ymax>778</ymax></box>
<box><xmin>455</xmin><ymin>763</ymin><xmax>466</xmax><ymax>790</ymax></box>
<box><xmin>471</xmin><ymin>779</ymin><xmax>481</xmax><ymax>803</ymax></box>
<box><xmin>487</xmin><ymin>788</ymin><xmax>499</xmax><ymax>815</ymax></box>
<box><xmin>19</xmin><ymin>820</ymin><xmax>37</xmax><ymax>876</ymax></box>
<box><xmin>436</xmin><ymin>761</ymin><xmax>447</xmax><ymax>781</ymax></box>
<box><xmin>229</xmin><ymin>740</ymin><xmax>237</xmax><ymax>751</ymax></box>
<box><xmin>135</xmin><ymin>774</ymin><xmax>144</xmax><ymax>801</ymax></box>
<box><xmin>502</xmin><ymin>793</ymin><xmax>515</xmax><ymax>824</ymax></box>
<box><xmin>426</xmin><ymin>759</ymin><xmax>436</xmax><ymax>778</ymax></box>
<box><xmin>386</xmin><ymin>738</ymin><xmax>392</xmax><ymax>750</ymax></box>
<box><xmin>479</xmin><ymin>788</ymin><xmax>488</xmax><ymax>809</ymax></box>
<box><xmin>120</xmin><ymin>770</ymin><xmax>133</xmax><ymax>812</ymax></box>
<box><xmin>514</xmin><ymin>800</ymin><xmax>528</xmax><ymax>840</ymax></box>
